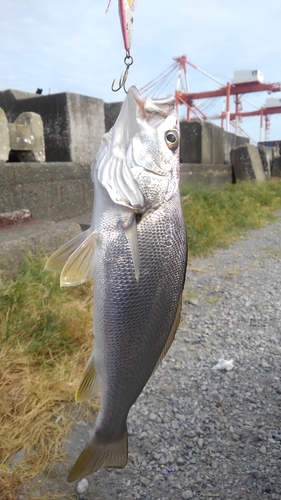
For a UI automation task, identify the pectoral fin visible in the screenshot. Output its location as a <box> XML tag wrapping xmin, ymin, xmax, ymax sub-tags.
<box><xmin>67</xmin><ymin>429</ymin><xmax>128</xmax><ymax>481</ymax></box>
<box><xmin>122</xmin><ymin>214</ymin><xmax>140</xmax><ymax>282</ymax></box>
<box><xmin>45</xmin><ymin>229</ymin><xmax>92</xmax><ymax>274</ymax></box>
<box><xmin>59</xmin><ymin>231</ymin><xmax>98</xmax><ymax>287</ymax></box>
<box><xmin>76</xmin><ymin>354</ymin><xmax>101</xmax><ymax>403</ymax></box>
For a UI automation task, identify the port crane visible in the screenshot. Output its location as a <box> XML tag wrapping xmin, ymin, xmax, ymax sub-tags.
<box><xmin>174</xmin><ymin>55</ymin><xmax>281</xmax><ymax>141</ymax></box>
<box><xmin>141</xmin><ymin>55</ymin><xmax>281</xmax><ymax>142</ymax></box>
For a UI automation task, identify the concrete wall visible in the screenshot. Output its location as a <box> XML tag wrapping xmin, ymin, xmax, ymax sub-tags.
<box><xmin>0</xmin><ymin>162</ymin><xmax>93</xmax><ymax>222</ymax></box>
<box><xmin>180</xmin><ymin>163</ymin><xmax>233</xmax><ymax>189</ymax></box>
<box><xmin>0</xmin><ymin>161</ymin><xmax>234</xmax><ymax>225</ymax></box>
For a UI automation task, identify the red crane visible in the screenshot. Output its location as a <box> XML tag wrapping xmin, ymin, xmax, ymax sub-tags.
<box><xmin>175</xmin><ymin>55</ymin><xmax>281</xmax><ymax>136</ymax></box>
<box><xmin>223</xmin><ymin>105</ymin><xmax>281</xmax><ymax>142</ymax></box>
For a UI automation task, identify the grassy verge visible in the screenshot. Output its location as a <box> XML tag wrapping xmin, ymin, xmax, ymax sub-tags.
<box><xmin>1</xmin><ymin>178</ymin><xmax>281</xmax><ymax>498</ymax></box>
<box><xmin>0</xmin><ymin>257</ymin><xmax>95</xmax><ymax>499</ymax></box>
<box><xmin>181</xmin><ymin>178</ymin><xmax>281</xmax><ymax>256</ymax></box>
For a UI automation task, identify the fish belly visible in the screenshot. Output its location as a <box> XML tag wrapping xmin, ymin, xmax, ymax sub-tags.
<box><xmin>94</xmin><ymin>192</ymin><xmax>187</xmax><ymax>437</ymax></box>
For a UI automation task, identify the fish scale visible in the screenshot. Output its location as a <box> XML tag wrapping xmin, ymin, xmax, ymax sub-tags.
<box><xmin>93</xmin><ymin>197</ymin><xmax>186</xmax><ymax>436</ymax></box>
<box><xmin>45</xmin><ymin>86</ymin><xmax>187</xmax><ymax>480</ymax></box>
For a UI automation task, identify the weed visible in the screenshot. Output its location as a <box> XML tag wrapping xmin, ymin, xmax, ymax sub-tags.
<box><xmin>181</xmin><ymin>178</ymin><xmax>281</xmax><ymax>256</ymax></box>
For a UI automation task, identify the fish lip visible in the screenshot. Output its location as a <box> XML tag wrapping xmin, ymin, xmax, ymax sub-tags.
<box><xmin>150</xmin><ymin>95</ymin><xmax>176</xmax><ymax>105</ymax></box>
<box><xmin>130</xmin><ymin>86</ymin><xmax>175</xmax><ymax>105</ymax></box>
<box><xmin>130</xmin><ymin>86</ymin><xmax>175</xmax><ymax>119</ymax></box>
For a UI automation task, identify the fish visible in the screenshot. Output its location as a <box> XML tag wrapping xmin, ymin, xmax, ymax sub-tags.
<box><xmin>45</xmin><ymin>86</ymin><xmax>187</xmax><ymax>481</ymax></box>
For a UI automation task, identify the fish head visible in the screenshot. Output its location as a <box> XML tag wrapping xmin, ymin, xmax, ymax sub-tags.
<box><xmin>130</xmin><ymin>88</ymin><xmax>180</xmax><ymax>207</ymax></box>
<box><xmin>94</xmin><ymin>86</ymin><xmax>180</xmax><ymax>211</ymax></box>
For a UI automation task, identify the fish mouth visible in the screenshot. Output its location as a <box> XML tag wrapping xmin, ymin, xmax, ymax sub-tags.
<box><xmin>130</xmin><ymin>86</ymin><xmax>176</xmax><ymax>122</ymax></box>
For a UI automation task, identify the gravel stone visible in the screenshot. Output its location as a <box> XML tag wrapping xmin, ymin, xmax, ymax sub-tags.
<box><xmin>182</xmin><ymin>490</ymin><xmax>193</xmax><ymax>499</ymax></box>
<box><xmin>23</xmin><ymin>214</ymin><xmax>281</xmax><ymax>499</ymax></box>
<box><xmin>198</xmin><ymin>438</ymin><xmax>204</xmax><ymax>448</ymax></box>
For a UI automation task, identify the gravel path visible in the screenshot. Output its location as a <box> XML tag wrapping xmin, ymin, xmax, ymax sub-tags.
<box><xmin>26</xmin><ymin>215</ymin><xmax>281</xmax><ymax>500</ymax></box>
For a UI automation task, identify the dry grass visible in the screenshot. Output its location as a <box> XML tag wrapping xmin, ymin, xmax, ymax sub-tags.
<box><xmin>0</xmin><ymin>256</ymin><xmax>95</xmax><ymax>499</ymax></box>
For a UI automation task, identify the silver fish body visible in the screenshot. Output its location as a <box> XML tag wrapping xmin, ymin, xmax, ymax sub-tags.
<box><xmin>45</xmin><ymin>86</ymin><xmax>187</xmax><ymax>480</ymax></box>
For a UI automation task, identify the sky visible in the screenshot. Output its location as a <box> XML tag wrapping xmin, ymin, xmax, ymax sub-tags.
<box><xmin>1</xmin><ymin>0</ymin><xmax>281</xmax><ymax>143</ymax></box>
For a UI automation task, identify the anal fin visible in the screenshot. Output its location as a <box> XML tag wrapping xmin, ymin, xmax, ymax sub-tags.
<box><xmin>67</xmin><ymin>429</ymin><xmax>128</xmax><ymax>481</ymax></box>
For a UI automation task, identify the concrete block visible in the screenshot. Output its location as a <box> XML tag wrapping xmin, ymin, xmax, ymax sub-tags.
<box><xmin>180</xmin><ymin>121</ymin><xmax>201</xmax><ymax>164</ymax></box>
<box><xmin>8</xmin><ymin>111</ymin><xmax>45</xmax><ymax>162</ymax></box>
<box><xmin>180</xmin><ymin>163</ymin><xmax>233</xmax><ymax>189</ymax></box>
<box><xmin>67</xmin><ymin>93</ymin><xmax>105</xmax><ymax>163</ymax></box>
<box><xmin>0</xmin><ymin>89</ymin><xmax>39</xmax><ymax>105</ymax></box>
<box><xmin>258</xmin><ymin>146</ymin><xmax>273</xmax><ymax>178</ymax></box>
<box><xmin>0</xmin><ymin>108</ymin><xmax>9</xmax><ymax>161</ymax></box>
<box><xmin>104</xmin><ymin>101</ymin><xmax>123</xmax><ymax>132</ymax></box>
<box><xmin>223</xmin><ymin>130</ymin><xmax>249</xmax><ymax>164</ymax></box>
<box><xmin>272</xmin><ymin>157</ymin><xmax>281</xmax><ymax>177</ymax></box>
<box><xmin>0</xmin><ymin>162</ymin><xmax>93</xmax><ymax>221</ymax></box>
<box><xmin>203</xmin><ymin>121</ymin><xmax>224</xmax><ymax>164</ymax></box>
<box><xmin>0</xmin><ymin>90</ymin><xmax>105</xmax><ymax>163</ymax></box>
<box><xmin>231</xmin><ymin>144</ymin><xmax>266</xmax><ymax>181</ymax></box>
<box><xmin>180</xmin><ymin>121</ymin><xmax>224</xmax><ymax>165</ymax></box>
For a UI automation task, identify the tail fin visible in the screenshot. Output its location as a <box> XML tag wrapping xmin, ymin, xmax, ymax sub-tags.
<box><xmin>67</xmin><ymin>430</ymin><xmax>128</xmax><ymax>481</ymax></box>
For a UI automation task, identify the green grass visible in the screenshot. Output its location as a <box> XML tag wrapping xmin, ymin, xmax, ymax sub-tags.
<box><xmin>181</xmin><ymin>179</ymin><xmax>281</xmax><ymax>256</ymax></box>
<box><xmin>1</xmin><ymin>256</ymin><xmax>93</xmax><ymax>365</ymax></box>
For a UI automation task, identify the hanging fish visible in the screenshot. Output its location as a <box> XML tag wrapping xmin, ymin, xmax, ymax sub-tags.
<box><xmin>45</xmin><ymin>86</ymin><xmax>187</xmax><ymax>481</ymax></box>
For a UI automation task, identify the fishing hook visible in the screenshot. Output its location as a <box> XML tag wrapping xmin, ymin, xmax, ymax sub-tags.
<box><xmin>111</xmin><ymin>51</ymin><xmax>134</xmax><ymax>93</ymax></box>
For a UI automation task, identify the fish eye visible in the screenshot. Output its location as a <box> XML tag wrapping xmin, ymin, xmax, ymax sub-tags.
<box><xmin>165</xmin><ymin>130</ymin><xmax>179</xmax><ymax>150</ymax></box>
